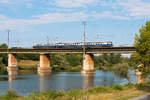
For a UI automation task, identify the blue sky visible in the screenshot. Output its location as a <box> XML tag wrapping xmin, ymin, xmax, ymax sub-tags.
<box><xmin>0</xmin><ymin>0</ymin><xmax>149</xmax><ymax>47</ymax></box>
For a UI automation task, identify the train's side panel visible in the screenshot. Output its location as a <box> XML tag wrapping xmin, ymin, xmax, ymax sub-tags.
<box><xmin>33</xmin><ymin>44</ymin><xmax>113</xmax><ymax>48</ymax></box>
<box><xmin>33</xmin><ymin>42</ymin><xmax>113</xmax><ymax>48</ymax></box>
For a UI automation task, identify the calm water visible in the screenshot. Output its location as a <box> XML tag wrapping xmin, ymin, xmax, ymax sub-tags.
<box><xmin>0</xmin><ymin>70</ymin><xmax>138</xmax><ymax>96</ymax></box>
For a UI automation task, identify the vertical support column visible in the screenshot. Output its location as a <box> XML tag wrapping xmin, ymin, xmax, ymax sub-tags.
<box><xmin>38</xmin><ymin>54</ymin><xmax>51</xmax><ymax>76</ymax></box>
<box><xmin>81</xmin><ymin>54</ymin><xmax>95</xmax><ymax>74</ymax></box>
<box><xmin>7</xmin><ymin>53</ymin><xmax>18</xmax><ymax>75</ymax></box>
<box><xmin>135</xmin><ymin>69</ymin><xmax>147</xmax><ymax>84</ymax></box>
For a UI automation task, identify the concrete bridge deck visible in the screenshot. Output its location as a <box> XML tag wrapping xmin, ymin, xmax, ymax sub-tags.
<box><xmin>0</xmin><ymin>46</ymin><xmax>135</xmax><ymax>54</ymax></box>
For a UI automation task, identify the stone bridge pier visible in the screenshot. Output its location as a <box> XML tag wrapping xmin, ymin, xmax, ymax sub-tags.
<box><xmin>7</xmin><ymin>53</ymin><xmax>18</xmax><ymax>76</ymax></box>
<box><xmin>135</xmin><ymin>69</ymin><xmax>147</xmax><ymax>84</ymax></box>
<box><xmin>38</xmin><ymin>54</ymin><xmax>51</xmax><ymax>76</ymax></box>
<box><xmin>81</xmin><ymin>54</ymin><xmax>95</xmax><ymax>74</ymax></box>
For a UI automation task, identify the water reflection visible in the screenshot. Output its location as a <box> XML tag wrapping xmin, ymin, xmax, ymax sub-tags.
<box><xmin>0</xmin><ymin>70</ymin><xmax>139</xmax><ymax>96</ymax></box>
<box><xmin>8</xmin><ymin>76</ymin><xmax>16</xmax><ymax>91</ymax></box>
<box><xmin>39</xmin><ymin>76</ymin><xmax>51</xmax><ymax>92</ymax></box>
<box><xmin>82</xmin><ymin>73</ymin><xmax>94</xmax><ymax>90</ymax></box>
<box><xmin>95</xmin><ymin>71</ymin><xmax>117</xmax><ymax>86</ymax></box>
<box><xmin>8</xmin><ymin>76</ymin><xmax>16</xmax><ymax>82</ymax></box>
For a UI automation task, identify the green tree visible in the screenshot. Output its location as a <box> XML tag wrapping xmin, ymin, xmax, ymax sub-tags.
<box><xmin>94</xmin><ymin>54</ymin><xmax>122</xmax><ymax>70</ymax></box>
<box><xmin>0</xmin><ymin>43</ymin><xmax>8</xmax><ymax>48</ymax></box>
<box><xmin>134</xmin><ymin>21</ymin><xmax>150</xmax><ymax>77</ymax></box>
<box><xmin>17</xmin><ymin>54</ymin><xmax>39</xmax><ymax>61</ymax></box>
<box><xmin>50</xmin><ymin>54</ymin><xmax>70</xmax><ymax>71</ymax></box>
<box><xmin>0</xmin><ymin>44</ymin><xmax>8</xmax><ymax>66</ymax></box>
<box><xmin>65</xmin><ymin>54</ymin><xmax>82</xmax><ymax>67</ymax></box>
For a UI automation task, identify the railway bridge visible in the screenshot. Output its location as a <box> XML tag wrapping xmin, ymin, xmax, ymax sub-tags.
<box><xmin>0</xmin><ymin>46</ymin><xmax>136</xmax><ymax>76</ymax></box>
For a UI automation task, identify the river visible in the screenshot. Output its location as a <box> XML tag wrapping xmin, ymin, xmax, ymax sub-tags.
<box><xmin>0</xmin><ymin>70</ymin><xmax>141</xmax><ymax>96</ymax></box>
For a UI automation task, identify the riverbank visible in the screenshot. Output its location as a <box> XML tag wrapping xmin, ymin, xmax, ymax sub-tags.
<box><xmin>1</xmin><ymin>83</ymin><xmax>150</xmax><ymax>100</ymax></box>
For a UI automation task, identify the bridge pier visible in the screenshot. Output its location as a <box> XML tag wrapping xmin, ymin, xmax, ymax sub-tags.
<box><xmin>81</xmin><ymin>54</ymin><xmax>95</xmax><ymax>74</ymax></box>
<box><xmin>38</xmin><ymin>54</ymin><xmax>51</xmax><ymax>76</ymax></box>
<box><xmin>135</xmin><ymin>69</ymin><xmax>147</xmax><ymax>84</ymax></box>
<box><xmin>7</xmin><ymin>53</ymin><xmax>18</xmax><ymax>76</ymax></box>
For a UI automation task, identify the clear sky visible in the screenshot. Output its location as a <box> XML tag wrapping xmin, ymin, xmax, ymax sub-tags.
<box><xmin>0</xmin><ymin>0</ymin><xmax>149</xmax><ymax>47</ymax></box>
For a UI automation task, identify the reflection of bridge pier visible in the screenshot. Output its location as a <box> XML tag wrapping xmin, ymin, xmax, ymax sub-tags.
<box><xmin>39</xmin><ymin>76</ymin><xmax>51</xmax><ymax>92</ymax></box>
<box><xmin>8</xmin><ymin>76</ymin><xmax>16</xmax><ymax>91</ymax></box>
<box><xmin>8</xmin><ymin>76</ymin><xmax>16</xmax><ymax>82</ymax></box>
<box><xmin>82</xmin><ymin>73</ymin><xmax>94</xmax><ymax>90</ymax></box>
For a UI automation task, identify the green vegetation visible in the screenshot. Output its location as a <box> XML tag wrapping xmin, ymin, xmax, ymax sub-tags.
<box><xmin>0</xmin><ymin>44</ymin><xmax>8</xmax><ymax>74</ymax></box>
<box><xmin>132</xmin><ymin>21</ymin><xmax>150</xmax><ymax>77</ymax></box>
<box><xmin>94</xmin><ymin>54</ymin><xmax>128</xmax><ymax>70</ymax></box>
<box><xmin>50</xmin><ymin>53</ymin><xmax>131</xmax><ymax>72</ymax></box>
<box><xmin>50</xmin><ymin>54</ymin><xmax>82</xmax><ymax>72</ymax></box>
<box><xmin>1</xmin><ymin>83</ymin><xmax>150</xmax><ymax>100</ymax></box>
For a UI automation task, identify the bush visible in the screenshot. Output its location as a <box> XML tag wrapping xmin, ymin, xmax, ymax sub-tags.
<box><xmin>85</xmin><ymin>86</ymin><xmax>109</xmax><ymax>94</ymax></box>
<box><xmin>110</xmin><ymin>85</ymin><xmax>123</xmax><ymax>91</ymax></box>
<box><xmin>66</xmin><ymin>90</ymin><xmax>81</xmax><ymax>97</ymax></box>
<box><xmin>1</xmin><ymin>89</ymin><xmax>18</xmax><ymax>100</ymax></box>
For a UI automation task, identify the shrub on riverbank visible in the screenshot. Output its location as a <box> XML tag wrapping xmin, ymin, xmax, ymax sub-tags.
<box><xmin>0</xmin><ymin>89</ymin><xmax>18</xmax><ymax>100</ymax></box>
<box><xmin>1</xmin><ymin>83</ymin><xmax>150</xmax><ymax>100</ymax></box>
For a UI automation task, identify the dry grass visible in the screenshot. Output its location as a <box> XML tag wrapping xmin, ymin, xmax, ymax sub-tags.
<box><xmin>2</xmin><ymin>84</ymin><xmax>150</xmax><ymax>100</ymax></box>
<box><xmin>87</xmin><ymin>89</ymin><xmax>148</xmax><ymax>100</ymax></box>
<box><xmin>18</xmin><ymin>60</ymin><xmax>39</xmax><ymax>67</ymax></box>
